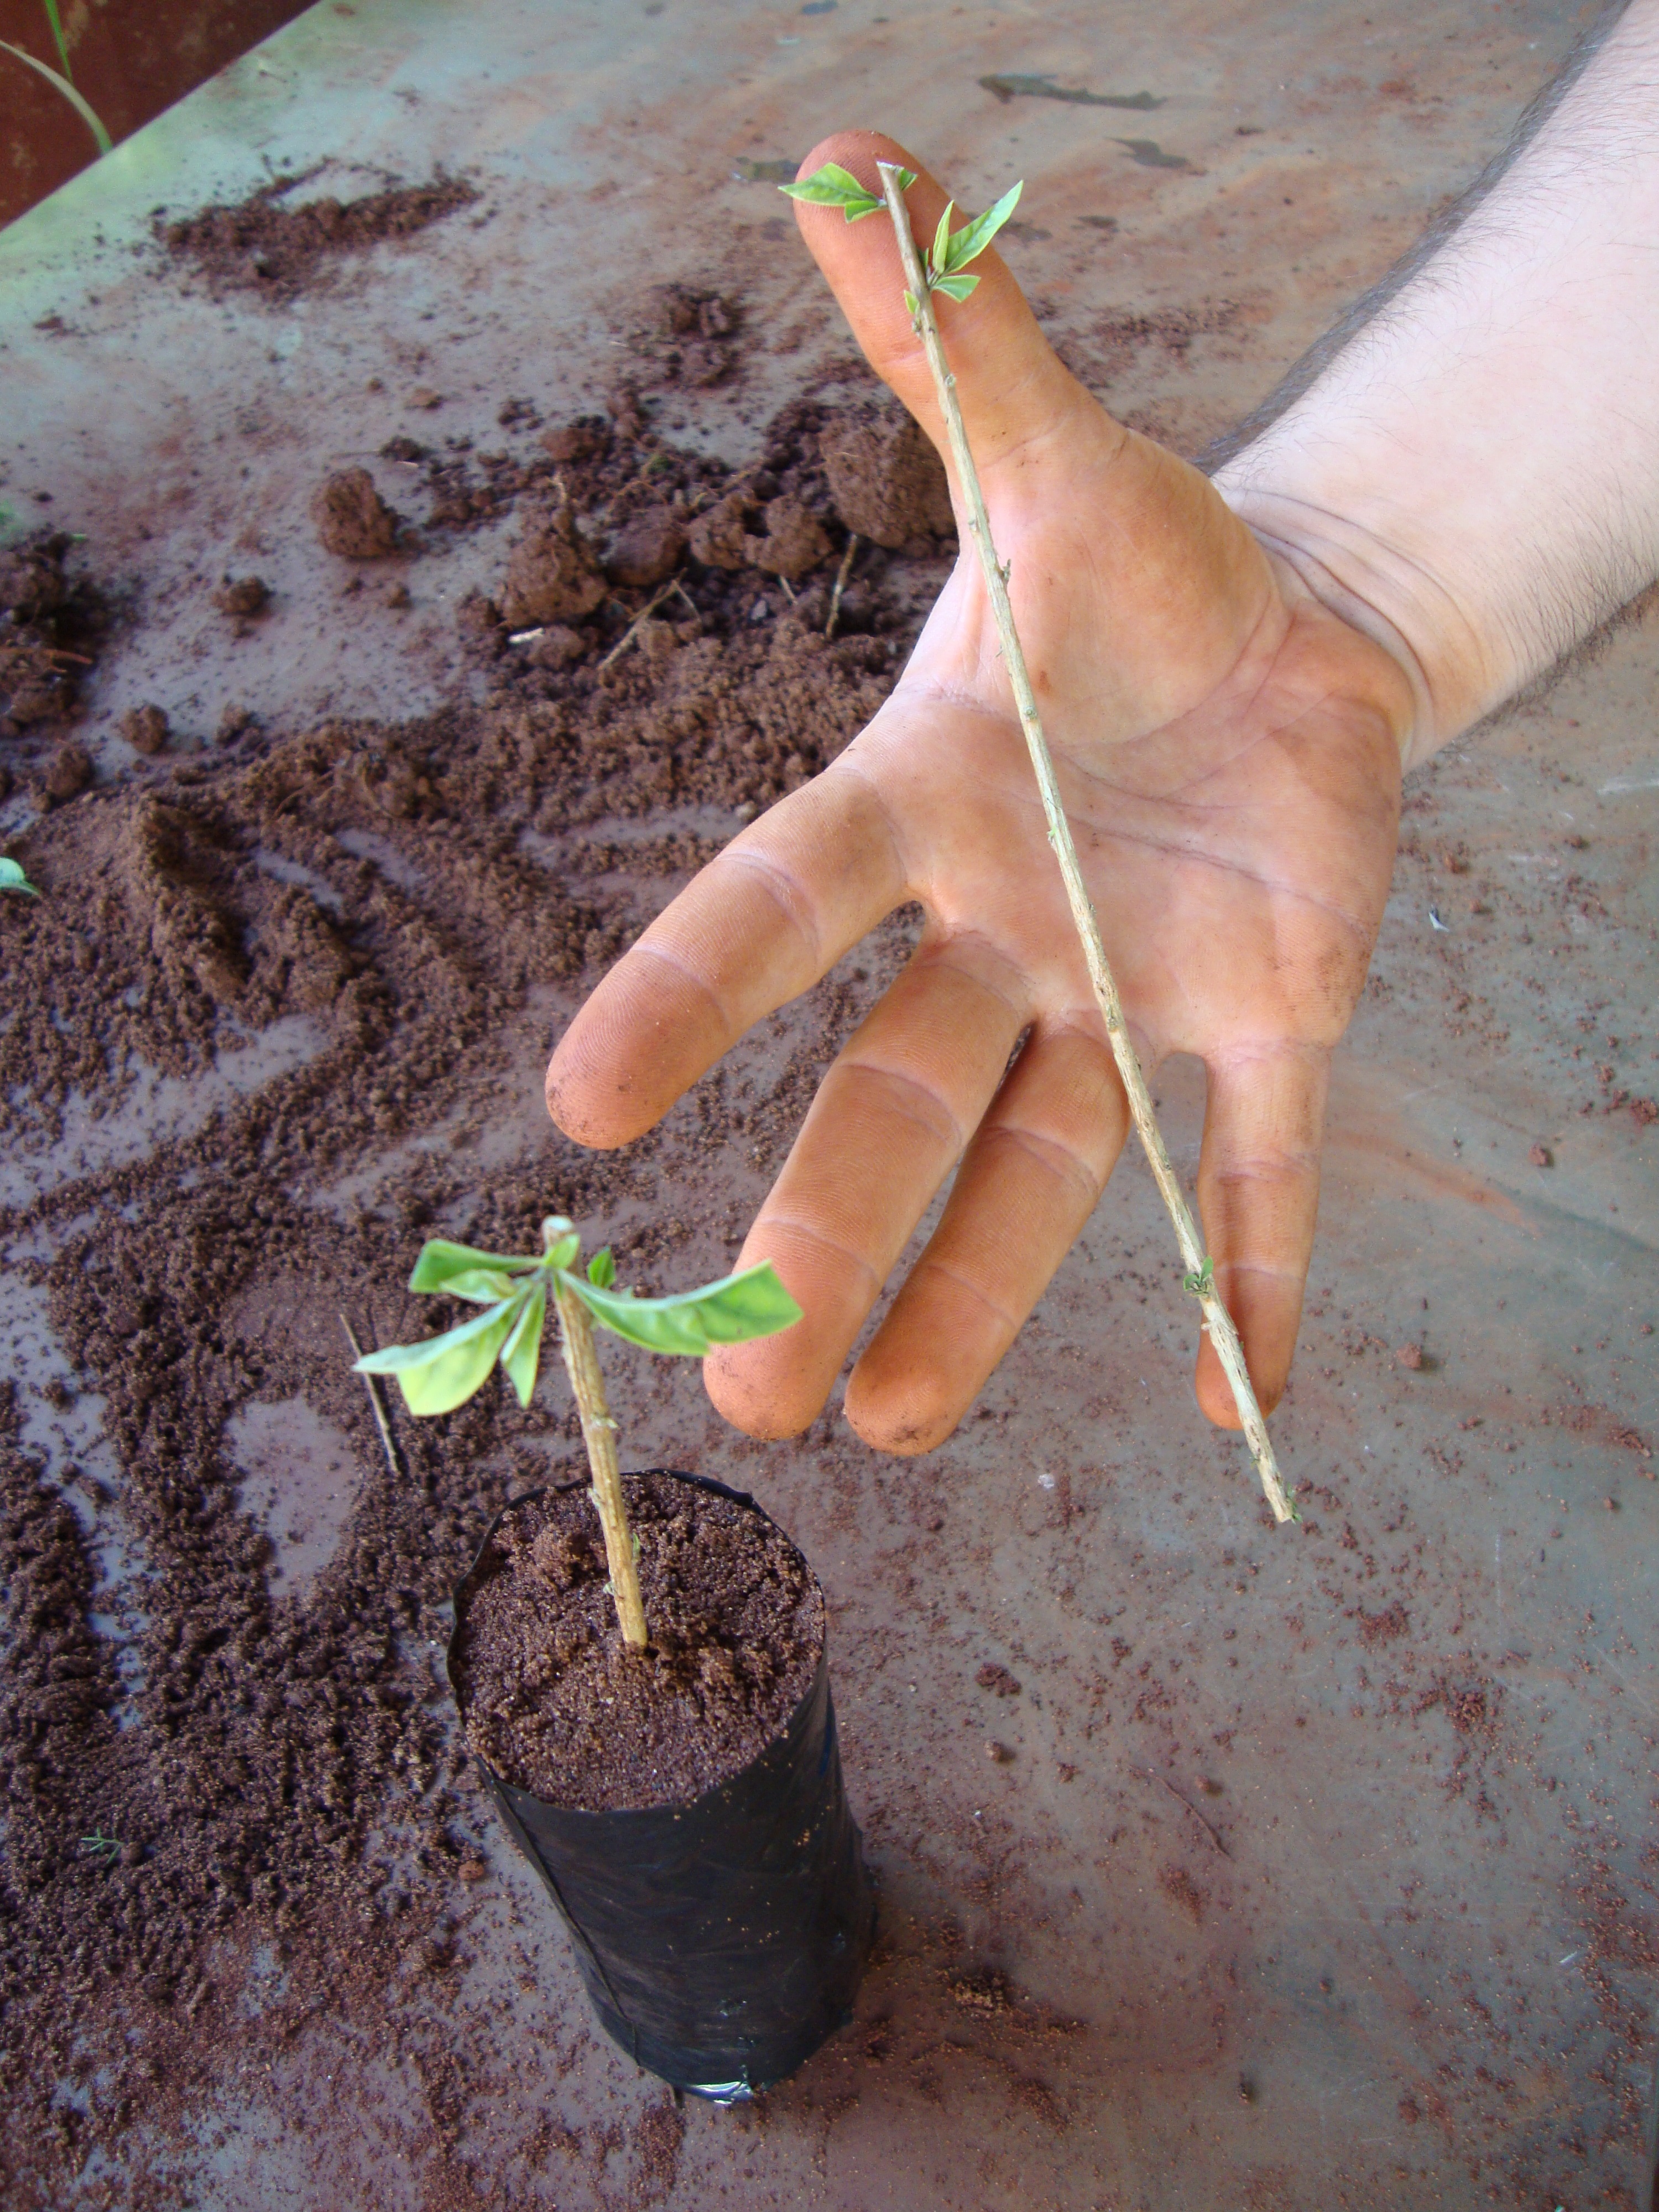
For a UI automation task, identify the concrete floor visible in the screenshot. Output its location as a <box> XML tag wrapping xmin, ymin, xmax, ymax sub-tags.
<box><xmin>4</xmin><ymin>1</ymin><xmax>1657</xmax><ymax>2206</ymax></box>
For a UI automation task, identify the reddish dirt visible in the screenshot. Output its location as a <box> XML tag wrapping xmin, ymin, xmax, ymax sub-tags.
<box><xmin>159</xmin><ymin>171</ymin><xmax>482</xmax><ymax>300</ymax></box>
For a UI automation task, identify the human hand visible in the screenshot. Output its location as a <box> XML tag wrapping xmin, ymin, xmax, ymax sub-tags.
<box><xmin>547</xmin><ymin>130</ymin><xmax>1413</xmax><ymax>1454</ymax></box>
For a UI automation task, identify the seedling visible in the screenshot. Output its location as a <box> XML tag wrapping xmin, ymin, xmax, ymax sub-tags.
<box><xmin>1</xmin><ymin>858</ymin><xmax>39</xmax><ymax>896</ymax></box>
<box><xmin>782</xmin><ymin>159</ymin><xmax>1293</xmax><ymax>1521</ymax></box>
<box><xmin>1</xmin><ymin>11</ymin><xmax>112</xmax><ymax>159</ymax></box>
<box><xmin>353</xmin><ymin>1219</ymin><xmax>802</xmax><ymax>1646</ymax></box>
<box><xmin>79</xmin><ymin>1829</ymin><xmax>119</xmax><ymax>1865</ymax></box>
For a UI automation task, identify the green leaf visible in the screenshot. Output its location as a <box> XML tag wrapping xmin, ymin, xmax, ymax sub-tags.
<box><xmin>778</xmin><ymin>162</ymin><xmax>883</xmax><ymax>221</ymax></box>
<box><xmin>409</xmin><ymin>1238</ymin><xmax>541</xmax><ymax>1293</ymax></box>
<box><xmin>930</xmin><ymin>270</ymin><xmax>980</xmax><ymax>302</ymax></box>
<box><xmin>928</xmin><ymin>200</ymin><xmax>956</xmax><ymax>281</ymax></box>
<box><xmin>42</xmin><ymin>0</ymin><xmax>73</xmax><ymax>80</ymax></box>
<box><xmin>500</xmin><ymin>1283</ymin><xmax>546</xmax><ymax>1409</ymax></box>
<box><xmin>434</xmin><ymin>1266</ymin><xmax>523</xmax><ymax>1305</ymax></box>
<box><xmin>587</xmin><ymin>1246</ymin><xmax>616</xmax><ymax>1289</ymax></box>
<box><xmin>902</xmin><ymin>288</ymin><xmax>921</xmax><ymax>321</ymax></box>
<box><xmin>562</xmin><ymin>1261</ymin><xmax>802</xmax><ymax>1357</ymax></box>
<box><xmin>354</xmin><ymin>1300</ymin><xmax>520</xmax><ymax>1415</ymax></box>
<box><xmin>937</xmin><ymin>179</ymin><xmax>1022</xmax><ymax>273</ymax></box>
<box><xmin>894</xmin><ymin>166</ymin><xmax>919</xmax><ymax>193</ymax></box>
<box><xmin>0</xmin><ymin>857</ymin><xmax>38</xmax><ymax>897</ymax></box>
<box><xmin>1182</xmin><ymin>1257</ymin><xmax>1215</xmax><ymax>1298</ymax></box>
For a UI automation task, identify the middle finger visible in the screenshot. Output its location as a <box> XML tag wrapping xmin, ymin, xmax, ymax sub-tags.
<box><xmin>704</xmin><ymin>933</ymin><xmax>1030</xmax><ymax>1436</ymax></box>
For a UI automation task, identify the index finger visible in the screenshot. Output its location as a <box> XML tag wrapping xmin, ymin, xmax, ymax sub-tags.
<box><xmin>546</xmin><ymin>760</ymin><xmax>906</xmax><ymax>1146</ymax></box>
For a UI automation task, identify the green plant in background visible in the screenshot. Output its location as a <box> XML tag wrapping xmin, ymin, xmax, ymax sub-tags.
<box><xmin>354</xmin><ymin>1217</ymin><xmax>801</xmax><ymax>1648</ymax></box>
<box><xmin>780</xmin><ymin>159</ymin><xmax>1295</xmax><ymax>1523</ymax></box>
<box><xmin>1</xmin><ymin>858</ymin><xmax>39</xmax><ymax>896</ymax></box>
<box><xmin>1</xmin><ymin>2</ymin><xmax>113</xmax><ymax>159</ymax></box>
<box><xmin>40</xmin><ymin>0</ymin><xmax>72</xmax><ymax>79</ymax></box>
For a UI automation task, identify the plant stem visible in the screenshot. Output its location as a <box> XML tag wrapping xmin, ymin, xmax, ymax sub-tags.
<box><xmin>876</xmin><ymin>161</ymin><xmax>1292</xmax><ymax>1525</ymax></box>
<box><xmin>551</xmin><ymin>1276</ymin><xmax>650</xmax><ymax>1645</ymax></box>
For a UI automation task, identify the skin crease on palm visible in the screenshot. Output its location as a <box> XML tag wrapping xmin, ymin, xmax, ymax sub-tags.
<box><xmin>545</xmin><ymin>129</ymin><xmax>1417</xmax><ymax>1457</ymax></box>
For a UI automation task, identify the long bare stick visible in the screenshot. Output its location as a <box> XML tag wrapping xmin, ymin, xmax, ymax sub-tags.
<box><xmin>551</xmin><ymin>1277</ymin><xmax>650</xmax><ymax>1645</ymax></box>
<box><xmin>877</xmin><ymin>162</ymin><xmax>1292</xmax><ymax>1524</ymax></box>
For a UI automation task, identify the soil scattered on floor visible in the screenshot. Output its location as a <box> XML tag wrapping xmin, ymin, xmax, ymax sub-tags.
<box><xmin>453</xmin><ymin>1477</ymin><xmax>824</xmax><ymax>1810</ymax></box>
<box><xmin>0</xmin><ymin>534</ymin><xmax>110</xmax><ymax>780</ymax></box>
<box><xmin>159</xmin><ymin>170</ymin><xmax>481</xmax><ymax>300</ymax></box>
<box><xmin>0</xmin><ymin>382</ymin><xmax>936</xmax><ymax>2194</ymax></box>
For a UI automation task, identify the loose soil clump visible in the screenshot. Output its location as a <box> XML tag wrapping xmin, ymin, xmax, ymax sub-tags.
<box><xmin>159</xmin><ymin>170</ymin><xmax>481</xmax><ymax>300</ymax></box>
<box><xmin>455</xmin><ymin>1478</ymin><xmax>823</xmax><ymax>1811</ymax></box>
<box><xmin>820</xmin><ymin>405</ymin><xmax>955</xmax><ymax>549</ymax></box>
<box><xmin>311</xmin><ymin>468</ymin><xmax>405</xmax><ymax>559</ymax></box>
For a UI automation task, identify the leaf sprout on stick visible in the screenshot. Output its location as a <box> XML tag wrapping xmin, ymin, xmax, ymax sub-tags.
<box><xmin>780</xmin><ymin>158</ymin><xmax>1295</xmax><ymax>1524</ymax></box>
<box><xmin>353</xmin><ymin>1219</ymin><xmax>804</xmax><ymax>1645</ymax></box>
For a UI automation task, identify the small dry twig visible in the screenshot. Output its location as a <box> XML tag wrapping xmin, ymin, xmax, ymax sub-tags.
<box><xmin>1145</xmin><ymin>1770</ymin><xmax>1232</xmax><ymax>1859</ymax></box>
<box><xmin>825</xmin><ymin>532</ymin><xmax>859</xmax><ymax>638</ymax></box>
<box><xmin>597</xmin><ymin>579</ymin><xmax>677</xmax><ymax>670</ymax></box>
<box><xmin>340</xmin><ymin>1313</ymin><xmax>402</xmax><ymax>1481</ymax></box>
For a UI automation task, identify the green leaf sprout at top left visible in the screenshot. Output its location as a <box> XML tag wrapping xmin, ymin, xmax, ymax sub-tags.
<box><xmin>778</xmin><ymin>159</ymin><xmax>916</xmax><ymax>222</ymax></box>
<box><xmin>781</xmin><ymin>161</ymin><xmax>1023</xmax><ymax>310</ymax></box>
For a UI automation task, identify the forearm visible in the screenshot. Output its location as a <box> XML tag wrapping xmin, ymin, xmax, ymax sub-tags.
<box><xmin>1214</xmin><ymin>1</ymin><xmax>1659</xmax><ymax>768</ymax></box>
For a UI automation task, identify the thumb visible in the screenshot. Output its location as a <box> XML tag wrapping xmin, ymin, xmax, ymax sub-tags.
<box><xmin>789</xmin><ymin>130</ymin><xmax>1089</xmax><ymax>477</ymax></box>
<box><xmin>790</xmin><ymin>133</ymin><xmax>1275</xmax><ymax>719</ymax></box>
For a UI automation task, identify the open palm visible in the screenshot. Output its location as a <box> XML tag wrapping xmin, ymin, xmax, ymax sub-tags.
<box><xmin>547</xmin><ymin>131</ymin><xmax>1412</xmax><ymax>1454</ymax></box>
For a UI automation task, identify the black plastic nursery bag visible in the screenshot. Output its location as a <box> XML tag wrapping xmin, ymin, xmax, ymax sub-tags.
<box><xmin>449</xmin><ymin>1473</ymin><xmax>875</xmax><ymax>2101</ymax></box>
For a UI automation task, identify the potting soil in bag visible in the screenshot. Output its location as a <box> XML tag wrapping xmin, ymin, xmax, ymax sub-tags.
<box><xmin>449</xmin><ymin>1473</ymin><xmax>875</xmax><ymax>2099</ymax></box>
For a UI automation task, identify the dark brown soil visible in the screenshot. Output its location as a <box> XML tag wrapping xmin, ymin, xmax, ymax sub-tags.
<box><xmin>453</xmin><ymin>1478</ymin><xmax>824</xmax><ymax>1810</ymax></box>
<box><xmin>159</xmin><ymin>170</ymin><xmax>481</xmax><ymax>300</ymax></box>
<box><xmin>0</xmin><ymin>534</ymin><xmax>111</xmax><ymax>754</ymax></box>
<box><xmin>0</xmin><ymin>385</ymin><xmax>935</xmax><ymax>2196</ymax></box>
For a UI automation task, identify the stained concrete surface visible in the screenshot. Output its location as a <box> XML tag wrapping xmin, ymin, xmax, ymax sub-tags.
<box><xmin>3</xmin><ymin>1</ymin><xmax>1657</xmax><ymax>2206</ymax></box>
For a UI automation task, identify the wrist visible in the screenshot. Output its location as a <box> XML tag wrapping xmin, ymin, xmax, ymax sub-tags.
<box><xmin>1217</xmin><ymin>478</ymin><xmax>1510</xmax><ymax>773</ymax></box>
